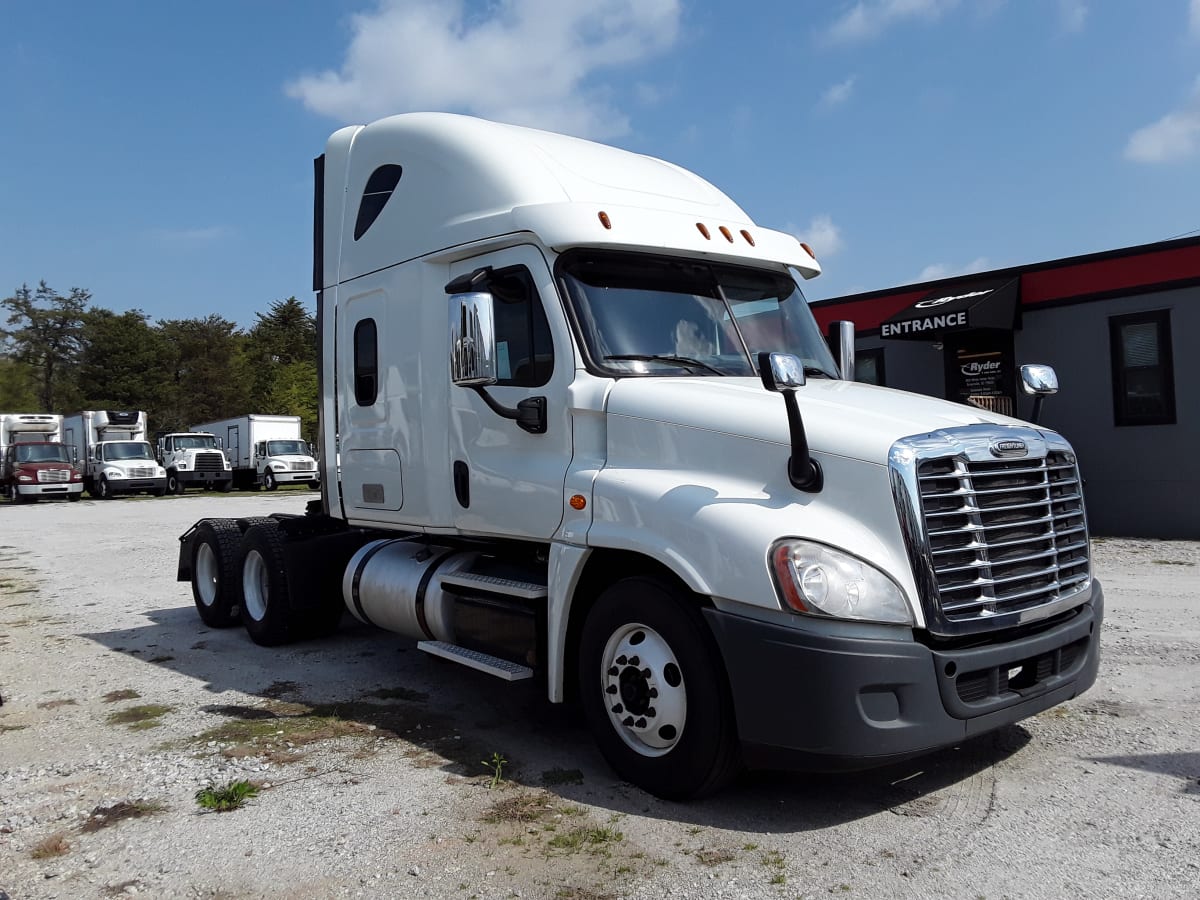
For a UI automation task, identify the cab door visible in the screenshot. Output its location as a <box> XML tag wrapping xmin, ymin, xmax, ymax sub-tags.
<box><xmin>447</xmin><ymin>246</ymin><xmax>573</xmax><ymax>540</ymax></box>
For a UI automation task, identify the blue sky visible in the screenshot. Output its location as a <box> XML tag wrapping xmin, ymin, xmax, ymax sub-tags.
<box><xmin>2</xmin><ymin>0</ymin><xmax>1198</xmax><ymax>328</ymax></box>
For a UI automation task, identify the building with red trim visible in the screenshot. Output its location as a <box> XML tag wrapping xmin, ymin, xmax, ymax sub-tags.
<box><xmin>811</xmin><ymin>236</ymin><xmax>1200</xmax><ymax>539</ymax></box>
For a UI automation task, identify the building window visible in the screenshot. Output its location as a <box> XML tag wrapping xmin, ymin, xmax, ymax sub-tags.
<box><xmin>353</xmin><ymin>318</ymin><xmax>378</xmax><ymax>406</ymax></box>
<box><xmin>855</xmin><ymin>348</ymin><xmax>886</xmax><ymax>385</ymax></box>
<box><xmin>1109</xmin><ymin>309</ymin><xmax>1175</xmax><ymax>426</ymax></box>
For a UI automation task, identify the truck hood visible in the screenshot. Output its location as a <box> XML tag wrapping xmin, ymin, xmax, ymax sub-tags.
<box><xmin>605</xmin><ymin>377</ymin><xmax>1027</xmax><ymax>465</ymax></box>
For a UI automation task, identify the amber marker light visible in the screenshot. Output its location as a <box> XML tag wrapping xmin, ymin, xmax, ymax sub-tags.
<box><xmin>800</xmin><ymin>241</ymin><xmax>816</xmax><ymax>259</ymax></box>
<box><xmin>696</xmin><ymin>222</ymin><xmax>711</xmax><ymax>239</ymax></box>
<box><xmin>569</xmin><ymin>494</ymin><xmax>587</xmax><ymax>510</ymax></box>
<box><xmin>598</xmin><ymin>211</ymin><xmax>612</xmax><ymax>230</ymax></box>
<box><xmin>741</xmin><ymin>229</ymin><xmax>755</xmax><ymax>246</ymax></box>
<box><xmin>718</xmin><ymin>226</ymin><xmax>734</xmax><ymax>243</ymax></box>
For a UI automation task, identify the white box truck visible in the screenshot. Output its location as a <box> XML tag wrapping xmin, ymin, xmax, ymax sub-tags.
<box><xmin>177</xmin><ymin>114</ymin><xmax>1101</xmax><ymax>799</ymax></box>
<box><xmin>0</xmin><ymin>413</ymin><xmax>83</xmax><ymax>502</ymax></box>
<box><xmin>191</xmin><ymin>414</ymin><xmax>319</xmax><ymax>491</ymax></box>
<box><xmin>63</xmin><ymin>410</ymin><xmax>167</xmax><ymax>499</ymax></box>
<box><xmin>155</xmin><ymin>431</ymin><xmax>233</xmax><ymax>494</ymax></box>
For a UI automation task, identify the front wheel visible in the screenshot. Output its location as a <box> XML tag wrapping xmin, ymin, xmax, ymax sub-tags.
<box><xmin>167</xmin><ymin>471</ymin><xmax>184</xmax><ymax>495</ymax></box>
<box><xmin>191</xmin><ymin>519</ymin><xmax>242</xmax><ymax>627</ymax></box>
<box><xmin>97</xmin><ymin>476</ymin><xmax>114</xmax><ymax>500</ymax></box>
<box><xmin>263</xmin><ymin>471</ymin><xmax>278</xmax><ymax>491</ymax></box>
<box><xmin>577</xmin><ymin>576</ymin><xmax>741</xmax><ymax>801</ymax></box>
<box><xmin>68</xmin><ymin>492</ymin><xmax>82</xmax><ymax>502</ymax></box>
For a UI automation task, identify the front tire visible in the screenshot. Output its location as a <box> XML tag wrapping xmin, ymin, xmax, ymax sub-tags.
<box><xmin>97</xmin><ymin>476</ymin><xmax>114</xmax><ymax>500</ymax></box>
<box><xmin>263</xmin><ymin>471</ymin><xmax>278</xmax><ymax>491</ymax></box>
<box><xmin>167</xmin><ymin>471</ymin><xmax>184</xmax><ymax>495</ymax></box>
<box><xmin>68</xmin><ymin>492</ymin><xmax>82</xmax><ymax>502</ymax></box>
<box><xmin>239</xmin><ymin>521</ymin><xmax>295</xmax><ymax>646</ymax></box>
<box><xmin>578</xmin><ymin>576</ymin><xmax>741</xmax><ymax>801</ymax></box>
<box><xmin>191</xmin><ymin>520</ymin><xmax>242</xmax><ymax>627</ymax></box>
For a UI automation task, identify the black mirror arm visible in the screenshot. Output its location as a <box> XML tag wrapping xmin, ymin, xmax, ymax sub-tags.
<box><xmin>780</xmin><ymin>391</ymin><xmax>822</xmax><ymax>492</ymax></box>
<box><xmin>1031</xmin><ymin>394</ymin><xmax>1046</xmax><ymax>425</ymax></box>
<box><xmin>470</xmin><ymin>386</ymin><xmax>547</xmax><ymax>435</ymax></box>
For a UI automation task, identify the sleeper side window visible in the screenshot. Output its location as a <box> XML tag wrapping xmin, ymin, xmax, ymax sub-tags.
<box><xmin>1109</xmin><ymin>309</ymin><xmax>1175</xmax><ymax>426</ymax></box>
<box><xmin>353</xmin><ymin>165</ymin><xmax>403</xmax><ymax>241</ymax></box>
<box><xmin>353</xmin><ymin>318</ymin><xmax>379</xmax><ymax>406</ymax></box>
<box><xmin>489</xmin><ymin>267</ymin><xmax>554</xmax><ymax>387</ymax></box>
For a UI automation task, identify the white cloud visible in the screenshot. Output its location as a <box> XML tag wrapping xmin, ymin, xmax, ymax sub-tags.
<box><xmin>789</xmin><ymin>215</ymin><xmax>845</xmax><ymax>258</ymax></box>
<box><xmin>918</xmin><ymin>256</ymin><xmax>991</xmax><ymax>281</ymax></box>
<box><xmin>824</xmin><ymin>0</ymin><xmax>958</xmax><ymax>44</ymax></box>
<box><xmin>820</xmin><ymin>76</ymin><xmax>857</xmax><ymax>108</ymax></box>
<box><xmin>1058</xmin><ymin>0</ymin><xmax>1087</xmax><ymax>32</ymax></box>
<box><xmin>284</xmin><ymin>0</ymin><xmax>681</xmax><ymax>140</ymax></box>
<box><xmin>1125</xmin><ymin>76</ymin><xmax>1200</xmax><ymax>163</ymax></box>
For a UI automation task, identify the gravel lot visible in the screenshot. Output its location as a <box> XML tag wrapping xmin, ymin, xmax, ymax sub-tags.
<box><xmin>1</xmin><ymin>492</ymin><xmax>1197</xmax><ymax>899</ymax></box>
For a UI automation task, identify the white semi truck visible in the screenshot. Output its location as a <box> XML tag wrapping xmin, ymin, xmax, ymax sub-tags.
<box><xmin>177</xmin><ymin>114</ymin><xmax>1101</xmax><ymax>799</ymax></box>
<box><xmin>156</xmin><ymin>431</ymin><xmax>233</xmax><ymax>494</ymax></box>
<box><xmin>63</xmin><ymin>410</ymin><xmax>167</xmax><ymax>499</ymax></box>
<box><xmin>191</xmin><ymin>414</ymin><xmax>319</xmax><ymax>491</ymax></box>
<box><xmin>0</xmin><ymin>413</ymin><xmax>84</xmax><ymax>502</ymax></box>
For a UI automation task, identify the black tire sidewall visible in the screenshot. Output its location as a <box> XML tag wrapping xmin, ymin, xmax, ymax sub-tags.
<box><xmin>578</xmin><ymin>576</ymin><xmax>740</xmax><ymax>801</ymax></box>
<box><xmin>191</xmin><ymin>520</ymin><xmax>242</xmax><ymax>628</ymax></box>
<box><xmin>239</xmin><ymin>521</ymin><xmax>294</xmax><ymax>646</ymax></box>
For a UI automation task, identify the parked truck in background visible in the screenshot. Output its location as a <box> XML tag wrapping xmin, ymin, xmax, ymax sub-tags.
<box><xmin>63</xmin><ymin>410</ymin><xmax>167</xmax><ymax>499</ymax></box>
<box><xmin>191</xmin><ymin>414</ymin><xmax>319</xmax><ymax>491</ymax></box>
<box><xmin>156</xmin><ymin>431</ymin><xmax>233</xmax><ymax>494</ymax></box>
<box><xmin>1</xmin><ymin>413</ymin><xmax>83</xmax><ymax>502</ymax></box>
<box><xmin>177</xmin><ymin>114</ymin><xmax>1102</xmax><ymax>799</ymax></box>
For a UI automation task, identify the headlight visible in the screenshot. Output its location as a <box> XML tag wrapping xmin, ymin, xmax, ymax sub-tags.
<box><xmin>156</xmin><ymin>467</ymin><xmax>166</xmax><ymax>477</ymax></box>
<box><xmin>770</xmin><ymin>540</ymin><xmax>913</xmax><ymax>625</ymax></box>
<box><xmin>270</xmin><ymin>462</ymin><xmax>287</xmax><ymax>471</ymax></box>
<box><xmin>18</xmin><ymin>474</ymin><xmax>34</xmax><ymax>482</ymax></box>
<box><xmin>177</xmin><ymin>461</ymin><xmax>189</xmax><ymax>470</ymax></box>
<box><xmin>104</xmin><ymin>468</ymin><xmax>125</xmax><ymax>479</ymax></box>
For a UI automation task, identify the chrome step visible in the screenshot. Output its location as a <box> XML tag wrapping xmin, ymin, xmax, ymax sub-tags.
<box><xmin>437</xmin><ymin>571</ymin><xmax>548</xmax><ymax>600</ymax></box>
<box><xmin>417</xmin><ymin>641</ymin><xmax>534</xmax><ymax>681</ymax></box>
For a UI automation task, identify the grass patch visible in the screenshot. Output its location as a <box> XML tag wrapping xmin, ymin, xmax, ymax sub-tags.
<box><xmin>81</xmin><ymin>799</ymin><xmax>166</xmax><ymax>833</ymax></box>
<box><xmin>106</xmin><ymin>704</ymin><xmax>172</xmax><ymax>728</ymax></box>
<box><xmin>31</xmin><ymin>831</ymin><xmax>71</xmax><ymax>859</ymax></box>
<box><xmin>195</xmin><ymin>780</ymin><xmax>260</xmax><ymax>812</ymax></box>
<box><xmin>1153</xmin><ymin>559</ymin><xmax>1195</xmax><ymax>566</ymax></box>
<box><xmin>695</xmin><ymin>847</ymin><xmax>736</xmax><ymax>866</ymax></box>
<box><xmin>102</xmin><ymin>689</ymin><xmax>141</xmax><ymax>703</ymax></box>
<box><xmin>761</xmin><ymin>849</ymin><xmax>785</xmax><ymax>869</ymax></box>
<box><xmin>548</xmin><ymin>826</ymin><xmax>624</xmax><ymax>853</ymax></box>
<box><xmin>37</xmin><ymin>698</ymin><xmax>77</xmax><ymax>710</ymax></box>
<box><xmin>482</xmin><ymin>791</ymin><xmax>558</xmax><ymax>825</ymax></box>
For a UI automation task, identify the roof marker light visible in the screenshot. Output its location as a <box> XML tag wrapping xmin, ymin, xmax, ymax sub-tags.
<box><xmin>719</xmin><ymin>226</ymin><xmax>734</xmax><ymax>243</ymax></box>
<box><xmin>598</xmin><ymin>211</ymin><xmax>612</xmax><ymax>230</ymax></box>
<box><xmin>741</xmin><ymin>229</ymin><xmax>755</xmax><ymax>246</ymax></box>
<box><xmin>696</xmin><ymin>223</ymin><xmax>711</xmax><ymax>240</ymax></box>
<box><xmin>800</xmin><ymin>241</ymin><xmax>816</xmax><ymax>259</ymax></box>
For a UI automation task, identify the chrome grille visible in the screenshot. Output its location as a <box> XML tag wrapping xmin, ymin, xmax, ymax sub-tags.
<box><xmin>126</xmin><ymin>466</ymin><xmax>157</xmax><ymax>478</ymax></box>
<box><xmin>918</xmin><ymin>450</ymin><xmax>1090</xmax><ymax>622</ymax></box>
<box><xmin>37</xmin><ymin>469</ymin><xmax>71</xmax><ymax>483</ymax></box>
<box><xmin>289</xmin><ymin>461</ymin><xmax>313</xmax><ymax>471</ymax></box>
<box><xmin>890</xmin><ymin>425</ymin><xmax>1093</xmax><ymax>637</ymax></box>
<box><xmin>194</xmin><ymin>451</ymin><xmax>226</xmax><ymax>472</ymax></box>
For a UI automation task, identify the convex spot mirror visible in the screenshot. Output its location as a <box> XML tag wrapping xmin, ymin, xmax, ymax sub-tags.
<box><xmin>449</xmin><ymin>291</ymin><xmax>499</xmax><ymax>387</ymax></box>
<box><xmin>1020</xmin><ymin>364</ymin><xmax>1059</xmax><ymax>395</ymax></box>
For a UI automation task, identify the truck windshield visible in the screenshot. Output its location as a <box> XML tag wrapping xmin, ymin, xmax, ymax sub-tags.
<box><xmin>15</xmin><ymin>444</ymin><xmax>71</xmax><ymax>463</ymax></box>
<box><xmin>559</xmin><ymin>251</ymin><xmax>840</xmax><ymax>378</ymax></box>
<box><xmin>176</xmin><ymin>435</ymin><xmax>218</xmax><ymax>450</ymax></box>
<box><xmin>266</xmin><ymin>440</ymin><xmax>308</xmax><ymax>456</ymax></box>
<box><xmin>102</xmin><ymin>442</ymin><xmax>155</xmax><ymax>461</ymax></box>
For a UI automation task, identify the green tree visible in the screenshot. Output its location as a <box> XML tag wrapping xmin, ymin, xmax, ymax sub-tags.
<box><xmin>156</xmin><ymin>315</ymin><xmax>252</xmax><ymax>430</ymax></box>
<box><xmin>0</xmin><ymin>356</ymin><xmax>39</xmax><ymax>409</ymax></box>
<box><xmin>245</xmin><ymin>297</ymin><xmax>319</xmax><ymax>439</ymax></box>
<box><xmin>1</xmin><ymin>281</ymin><xmax>89</xmax><ymax>410</ymax></box>
<box><xmin>76</xmin><ymin>308</ymin><xmax>171</xmax><ymax>415</ymax></box>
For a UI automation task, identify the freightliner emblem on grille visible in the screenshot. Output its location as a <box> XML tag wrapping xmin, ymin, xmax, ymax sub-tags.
<box><xmin>990</xmin><ymin>439</ymin><xmax>1028</xmax><ymax>458</ymax></box>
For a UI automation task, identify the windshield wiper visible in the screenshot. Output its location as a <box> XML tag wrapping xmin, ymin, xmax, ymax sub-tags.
<box><xmin>803</xmin><ymin>366</ymin><xmax>835</xmax><ymax>379</ymax></box>
<box><xmin>604</xmin><ymin>354</ymin><xmax>725</xmax><ymax>375</ymax></box>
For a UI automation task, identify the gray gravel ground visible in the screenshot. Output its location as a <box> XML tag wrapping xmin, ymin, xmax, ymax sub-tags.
<box><xmin>1</xmin><ymin>492</ymin><xmax>1197</xmax><ymax>899</ymax></box>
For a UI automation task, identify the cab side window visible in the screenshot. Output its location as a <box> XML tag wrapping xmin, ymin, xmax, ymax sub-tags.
<box><xmin>489</xmin><ymin>267</ymin><xmax>553</xmax><ymax>387</ymax></box>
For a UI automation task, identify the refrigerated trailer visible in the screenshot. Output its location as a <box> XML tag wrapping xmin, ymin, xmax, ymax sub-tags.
<box><xmin>63</xmin><ymin>410</ymin><xmax>167</xmax><ymax>499</ymax></box>
<box><xmin>177</xmin><ymin>113</ymin><xmax>1102</xmax><ymax>799</ymax></box>
<box><xmin>192</xmin><ymin>414</ymin><xmax>319</xmax><ymax>491</ymax></box>
<box><xmin>1</xmin><ymin>413</ymin><xmax>82</xmax><ymax>502</ymax></box>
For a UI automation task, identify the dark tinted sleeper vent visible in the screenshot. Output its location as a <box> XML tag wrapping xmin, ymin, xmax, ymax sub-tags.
<box><xmin>353</xmin><ymin>164</ymin><xmax>403</xmax><ymax>240</ymax></box>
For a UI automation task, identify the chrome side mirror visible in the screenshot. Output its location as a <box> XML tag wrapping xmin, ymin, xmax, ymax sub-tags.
<box><xmin>449</xmin><ymin>292</ymin><xmax>498</xmax><ymax>387</ymax></box>
<box><xmin>1020</xmin><ymin>364</ymin><xmax>1058</xmax><ymax>425</ymax></box>
<box><xmin>759</xmin><ymin>351</ymin><xmax>806</xmax><ymax>392</ymax></box>
<box><xmin>1020</xmin><ymin>364</ymin><xmax>1059</xmax><ymax>395</ymax></box>
<box><xmin>757</xmin><ymin>352</ymin><xmax>821</xmax><ymax>492</ymax></box>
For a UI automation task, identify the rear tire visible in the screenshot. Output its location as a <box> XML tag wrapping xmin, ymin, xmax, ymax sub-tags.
<box><xmin>191</xmin><ymin>519</ymin><xmax>242</xmax><ymax>628</ymax></box>
<box><xmin>239</xmin><ymin>521</ymin><xmax>295</xmax><ymax>646</ymax></box>
<box><xmin>577</xmin><ymin>576</ymin><xmax>741</xmax><ymax>800</ymax></box>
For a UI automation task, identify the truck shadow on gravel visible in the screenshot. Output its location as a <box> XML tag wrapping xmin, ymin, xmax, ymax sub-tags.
<box><xmin>83</xmin><ymin>605</ymin><xmax>1031</xmax><ymax>832</ymax></box>
<box><xmin>1088</xmin><ymin>752</ymin><xmax>1200</xmax><ymax>795</ymax></box>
